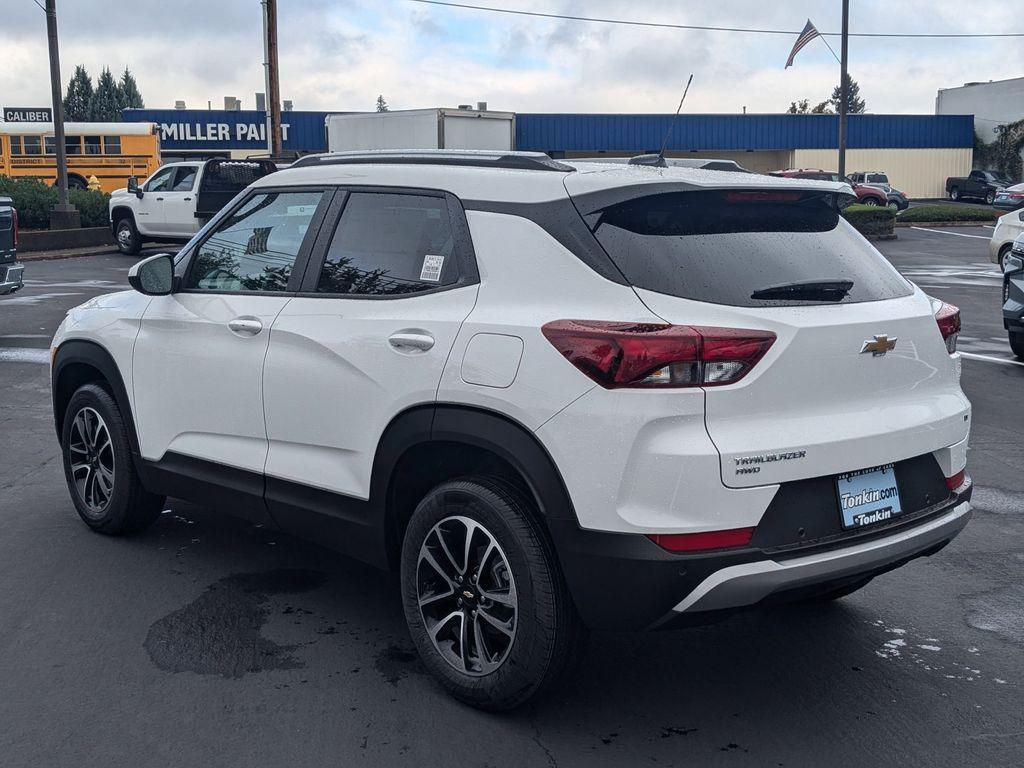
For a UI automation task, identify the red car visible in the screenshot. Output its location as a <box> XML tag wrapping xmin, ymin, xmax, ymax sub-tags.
<box><xmin>770</xmin><ymin>168</ymin><xmax>892</xmax><ymax>207</ymax></box>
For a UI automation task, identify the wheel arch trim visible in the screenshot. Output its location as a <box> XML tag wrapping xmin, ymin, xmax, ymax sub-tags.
<box><xmin>51</xmin><ymin>340</ymin><xmax>141</xmax><ymax>460</ymax></box>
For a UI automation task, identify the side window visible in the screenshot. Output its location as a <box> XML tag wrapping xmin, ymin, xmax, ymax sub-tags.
<box><xmin>44</xmin><ymin>136</ymin><xmax>56</xmax><ymax>155</ymax></box>
<box><xmin>102</xmin><ymin>136</ymin><xmax>121</xmax><ymax>155</ymax></box>
<box><xmin>172</xmin><ymin>166</ymin><xmax>198</xmax><ymax>192</ymax></box>
<box><xmin>185</xmin><ymin>190</ymin><xmax>324</xmax><ymax>293</ymax></box>
<box><xmin>23</xmin><ymin>136</ymin><xmax>42</xmax><ymax>155</ymax></box>
<box><xmin>145</xmin><ymin>167</ymin><xmax>176</xmax><ymax>192</ymax></box>
<box><xmin>65</xmin><ymin>136</ymin><xmax>82</xmax><ymax>155</ymax></box>
<box><xmin>10</xmin><ymin>137</ymin><xmax>22</xmax><ymax>155</ymax></box>
<box><xmin>316</xmin><ymin>192</ymin><xmax>458</xmax><ymax>296</ymax></box>
<box><xmin>84</xmin><ymin>136</ymin><xmax>102</xmax><ymax>155</ymax></box>
<box><xmin>969</xmin><ymin>170</ymin><xmax>983</xmax><ymax>181</ymax></box>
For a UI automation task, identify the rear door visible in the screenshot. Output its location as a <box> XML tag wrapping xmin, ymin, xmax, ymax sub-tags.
<box><xmin>262</xmin><ymin>188</ymin><xmax>479</xmax><ymax>506</ymax></box>
<box><xmin>575</xmin><ymin>185</ymin><xmax>971</xmax><ymax>488</ymax></box>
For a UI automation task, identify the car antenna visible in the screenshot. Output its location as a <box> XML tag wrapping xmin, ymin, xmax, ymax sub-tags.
<box><xmin>629</xmin><ymin>74</ymin><xmax>694</xmax><ymax>168</ymax></box>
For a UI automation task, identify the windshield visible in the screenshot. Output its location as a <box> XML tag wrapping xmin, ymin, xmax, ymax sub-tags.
<box><xmin>588</xmin><ymin>190</ymin><xmax>913</xmax><ymax>307</ymax></box>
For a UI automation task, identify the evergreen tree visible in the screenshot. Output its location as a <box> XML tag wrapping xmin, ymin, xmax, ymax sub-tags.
<box><xmin>828</xmin><ymin>74</ymin><xmax>866</xmax><ymax>114</ymax></box>
<box><xmin>62</xmin><ymin>65</ymin><xmax>93</xmax><ymax>122</ymax></box>
<box><xmin>376</xmin><ymin>94</ymin><xmax>389</xmax><ymax>112</ymax></box>
<box><xmin>787</xmin><ymin>99</ymin><xmax>810</xmax><ymax>114</ymax></box>
<box><xmin>88</xmin><ymin>67</ymin><xmax>123</xmax><ymax>122</ymax></box>
<box><xmin>118</xmin><ymin>67</ymin><xmax>145</xmax><ymax>110</ymax></box>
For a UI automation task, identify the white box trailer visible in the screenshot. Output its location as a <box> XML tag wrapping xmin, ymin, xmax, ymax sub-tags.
<box><xmin>325</xmin><ymin>108</ymin><xmax>515</xmax><ymax>153</ymax></box>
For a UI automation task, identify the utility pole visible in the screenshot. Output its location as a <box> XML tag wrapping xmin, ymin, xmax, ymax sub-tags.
<box><xmin>261</xmin><ymin>0</ymin><xmax>283</xmax><ymax>157</ymax></box>
<box><xmin>44</xmin><ymin>0</ymin><xmax>79</xmax><ymax>229</ymax></box>
<box><xmin>837</xmin><ymin>0</ymin><xmax>850</xmax><ymax>178</ymax></box>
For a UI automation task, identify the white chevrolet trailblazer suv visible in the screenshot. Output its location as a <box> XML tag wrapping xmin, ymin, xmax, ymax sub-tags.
<box><xmin>52</xmin><ymin>150</ymin><xmax>972</xmax><ymax>710</ymax></box>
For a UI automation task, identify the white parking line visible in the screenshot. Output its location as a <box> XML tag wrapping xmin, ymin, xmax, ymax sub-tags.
<box><xmin>910</xmin><ymin>227</ymin><xmax>990</xmax><ymax>240</ymax></box>
<box><xmin>960</xmin><ymin>352</ymin><xmax>1024</xmax><ymax>368</ymax></box>
<box><xmin>0</xmin><ymin>348</ymin><xmax>49</xmax><ymax>364</ymax></box>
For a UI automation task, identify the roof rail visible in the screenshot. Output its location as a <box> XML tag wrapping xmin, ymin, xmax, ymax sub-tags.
<box><xmin>290</xmin><ymin>149</ymin><xmax>575</xmax><ymax>173</ymax></box>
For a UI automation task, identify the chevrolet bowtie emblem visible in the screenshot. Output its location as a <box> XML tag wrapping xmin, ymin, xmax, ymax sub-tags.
<box><xmin>861</xmin><ymin>334</ymin><xmax>897</xmax><ymax>356</ymax></box>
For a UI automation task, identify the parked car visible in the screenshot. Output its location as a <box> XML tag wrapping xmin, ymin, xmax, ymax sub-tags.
<box><xmin>0</xmin><ymin>195</ymin><xmax>24</xmax><ymax>296</ymax></box>
<box><xmin>945</xmin><ymin>170</ymin><xmax>1012</xmax><ymax>204</ymax></box>
<box><xmin>849</xmin><ymin>171</ymin><xmax>891</xmax><ymax>187</ymax></box>
<box><xmin>1003</xmin><ymin>234</ymin><xmax>1024</xmax><ymax>359</ymax></box>
<box><xmin>770</xmin><ymin>168</ymin><xmax>908</xmax><ymax>209</ymax></box>
<box><xmin>52</xmin><ymin>150</ymin><xmax>972</xmax><ymax>710</ymax></box>
<box><xmin>989</xmin><ymin>209</ymin><xmax>1024</xmax><ymax>268</ymax></box>
<box><xmin>993</xmin><ymin>183</ymin><xmax>1024</xmax><ymax>213</ymax></box>
<box><xmin>108</xmin><ymin>158</ymin><xmax>278</xmax><ymax>255</ymax></box>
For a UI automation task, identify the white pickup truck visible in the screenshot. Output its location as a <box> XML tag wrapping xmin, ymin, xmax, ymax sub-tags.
<box><xmin>108</xmin><ymin>158</ymin><xmax>277</xmax><ymax>254</ymax></box>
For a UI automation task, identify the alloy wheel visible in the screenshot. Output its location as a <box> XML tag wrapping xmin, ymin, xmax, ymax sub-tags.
<box><xmin>416</xmin><ymin>515</ymin><xmax>518</xmax><ymax>676</ymax></box>
<box><xmin>68</xmin><ymin>406</ymin><xmax>115</xmax><ymax>518</ymax></box>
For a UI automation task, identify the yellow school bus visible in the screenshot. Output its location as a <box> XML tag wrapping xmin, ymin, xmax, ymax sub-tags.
<box><xmin>0</xmin><ymin>122</ymin><xmax>161</xmax><ymax>193</ymax></box>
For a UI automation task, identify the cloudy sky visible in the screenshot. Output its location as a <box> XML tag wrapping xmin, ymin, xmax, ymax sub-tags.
<box><xmin>1</xmin><ymin>0</ymin><xmax>1019</xmax><ymax>115</ymax></box>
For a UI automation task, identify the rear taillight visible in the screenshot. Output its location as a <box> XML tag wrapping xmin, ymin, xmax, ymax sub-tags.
<box><xmin>11</xmin><ymin>208</ymin><xmax>17</xmax><ymax>249</ymax></box>
<box><xmin>647</xmin><ymin>526</ymin><xmax>756</xmax><ymax>553</ymax></box>
<box><xmin>945</xmin><ymin>469</ymin><xmax>967</xmax><ymax>491</ymax></box>
<box><xmin>934</xmin><ymin>301</ymin><xmax>960</xmax><ymax>354</ymax></box>
<box><xmin>540</xmin><ymin>320</ymin><xmax>776</xmax><ymax>389</ymax></box>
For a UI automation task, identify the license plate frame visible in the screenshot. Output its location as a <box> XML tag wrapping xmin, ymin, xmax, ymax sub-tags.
<box><xmin>836</xmin><ymin>464</ymin><xmax>902</xmax><ymax>530</ymax></box>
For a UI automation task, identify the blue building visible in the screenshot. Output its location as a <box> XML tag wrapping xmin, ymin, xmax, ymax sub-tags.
<box><xmin>123</xmin><ymin>109</ymin><xmax>973</xmax><ymax>198</ymax></box>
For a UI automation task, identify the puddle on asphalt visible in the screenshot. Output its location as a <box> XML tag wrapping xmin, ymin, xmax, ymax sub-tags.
<box><xmin>373</xmin><ymin>644</ymin><xmax>422</xmax><ymax>685</ymax></box>
<box><xmin>145</xmin><ymin>569</ymin><xmax>327</xmax><ymax>677</ymax></box>
<box><xmin>963</xmin><ymin>585</ymin><xmax>1024</xmax><ymax>646</ymax></box>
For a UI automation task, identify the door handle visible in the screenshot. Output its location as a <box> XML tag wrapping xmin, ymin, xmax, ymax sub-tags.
<box><xmin>228</xmin><ymin>317</ymin><xmax>263</xmax><ymax>336</ymax></box>
<box><xmin>156</xmin><ymin>196</ymin><xmax>164</xmax><ymax>201</ymax></box>
<box><xmin>388</xmin><ymin>332</ymin><xmax>434</xmax><ymax>353</ymax></box>
<box><xmin>183</xmin><ymin>197</ymin><xmax>192</xmax><ymax>201</ymax></box>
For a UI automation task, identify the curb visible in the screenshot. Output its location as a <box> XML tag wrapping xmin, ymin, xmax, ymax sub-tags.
<box><xmin>19</xmin><ymin>245</ymin><xmax>121</xmax><ymax>261</ymax></box>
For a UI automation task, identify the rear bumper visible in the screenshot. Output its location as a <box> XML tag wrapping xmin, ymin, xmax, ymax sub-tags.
<box><xmin>668</xmin><ymin>500</ymin><xmax>970</xmax><ymax>616</ymax></box>
<box><xmin>549</xmin><ymin>481</ymin><xmax>972</xmax><ymax>631</ymax></box>
<box><xmin>0</xmin><ymin>262</ymin><xmax>24</xmax><ymax>295</ymax></box>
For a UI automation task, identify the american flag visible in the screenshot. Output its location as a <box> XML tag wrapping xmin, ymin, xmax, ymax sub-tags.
<box><xmin>785</xmin><ymin>19</ymin><xmax>820</xmax><ymax>68</ymax></box>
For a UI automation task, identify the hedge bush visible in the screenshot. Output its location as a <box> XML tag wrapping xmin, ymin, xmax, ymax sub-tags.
<box><xmin>842</xmin><ymin>204</ymin><xmax>895</xmax><ymax>238</ymax></box>
<box><xmin>896</xmin><ymin>205</ymin><xmax>997</xmax><ymax>224</ymax></box>
<box><xmin>0</xmin><ymin>174</ymin><xmax>110</xmax><ymax>229</ymax></box>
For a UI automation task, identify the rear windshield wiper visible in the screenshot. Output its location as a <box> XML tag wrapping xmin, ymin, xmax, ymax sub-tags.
<box><xmin>750</xmin><ymin>279</ymin><xmax>854</xmax><ymax>301</ymax></box>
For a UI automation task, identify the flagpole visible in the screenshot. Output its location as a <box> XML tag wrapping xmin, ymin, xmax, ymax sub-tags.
<box><xmin>838</xmin><ymin>0</ymin><xmax>849</xmax><ymax>178</ymax></box>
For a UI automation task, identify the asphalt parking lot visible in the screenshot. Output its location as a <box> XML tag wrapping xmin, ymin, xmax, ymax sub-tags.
<box><xmin>1</xmin><ymin>231</ymin><xmax>1022</xmax><ymax>767</ymax></box>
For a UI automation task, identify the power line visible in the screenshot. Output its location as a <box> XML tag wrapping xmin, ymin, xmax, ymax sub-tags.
<box><xmin>407</xmin><ymin>0</ymin><xmax>1024</xmax><ymax>38</ymax></box>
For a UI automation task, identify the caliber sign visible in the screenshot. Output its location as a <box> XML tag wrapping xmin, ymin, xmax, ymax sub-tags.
<box><xmin>3</xmin><ymin>107</ymin><xmax>53</xmax><ymax>122</ymax></box>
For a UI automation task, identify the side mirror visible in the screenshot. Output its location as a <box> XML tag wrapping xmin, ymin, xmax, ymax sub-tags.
<box><xmin>128</xmin><ymin>253</ymin><xmax>175</xmax><ymax>296</ymax></box>
<box><xmin>127</xmin><ymin>176</ymin><xmax>143</xmax><ymax>198</ymax></box>
<box><xmin>1005</xmin><ymin>253</ymin><xmax>1023</xmax><ymax>275</ymax></box>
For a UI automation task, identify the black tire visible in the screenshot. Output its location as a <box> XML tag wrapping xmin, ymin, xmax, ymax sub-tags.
<box><xmin>999</xmin><ymin>244</ymin><xmax>1013</xmax><ymax>270</ymax></box>
<box><xmin>400</xmin><ymin>477</ymin><xmax>583</xmax><ymax>711</ymax></box>
<box><xmin>887</xmin><ymin>199</ymin><xmax>900</xmax><ymax>212</ymax></box>
<box><xmin>862</xmin><ymin>197</ymin><xmax>880</xmax><ymax>207</ymax></box>
<box><xmin>61</xmin><ymin>383</ymin><xmax>164</xmax><ymax>535</ymax></box>
<box><xmin>986</xmin><ymin>190</ymin><xmax>996</xmax><ymax>205</ymax></box>
<box><xmin>67</xmin><ymin>175</ymin><xmax>87</xmax><ymax>190</ymax></box>
<box><xmin>1010</xmin><ymin>332</ymin><xmax>1024</xmax><ymax>360</ymax></box>
<box><xmin>949</xmin><ymin>186</ymin><xmax>960</xmax><ymax>201</ymax></box>
<box><xmin>115</xmin><ymin>215</ymin><xmax>142</xmax><ymax>255</ymax></box>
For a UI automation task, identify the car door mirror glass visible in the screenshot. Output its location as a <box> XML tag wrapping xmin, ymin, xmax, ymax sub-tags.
<box><xmin>128</xmin><ymin>253</ymin><xmax>175</xmax><ymax>295</ymax></box>
<box><xmin>127</xmin><ymin>176</ymin><xmax>142</xmax><ymax>197</ymax></box>
<box><xmin>1005</xmin><ymin>254</ymin><xmax>1023</xmax><ymax>274</ymax></box>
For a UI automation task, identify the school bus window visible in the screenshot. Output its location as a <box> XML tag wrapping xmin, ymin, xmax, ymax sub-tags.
<box><xmin>84</xmin><ymin>136</ymin><xmax>102</xmax><ymax>155</ymax></box>
<box><xmin>23</xmin><ymin>136</ymin><xmax>42</xmax><ymax>155</ymax></box>
<box><xmin>44</xmin><ymin>136</ymin><xmax>56</xmax><ymax>155</ymax></box>
<box><xmin>103</xmin><ymin>136</ymin><xmax>121</xmax><ymax>154</ymax></box>
<box><xmin>65</xmin><ymin>136</ymin><xmax>82</xmax><ymax>155</ymax></box>
<box><xmin>9</xmin><ymin>137</ymin><xmax>21</xmax><ymax>155</ymax></box>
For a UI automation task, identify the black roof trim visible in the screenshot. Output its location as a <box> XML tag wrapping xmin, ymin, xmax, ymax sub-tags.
<box><xmin>290</xmin><ymin>151</ymin><xmax>575</xmax><ymax>173</ymax></box>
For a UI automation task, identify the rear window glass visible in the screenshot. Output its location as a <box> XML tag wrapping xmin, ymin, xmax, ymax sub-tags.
<box><xmin>588</xmin><ymin>190</ymin><xmax>912</xmax><ymax>307</ymax></box>
<box><xmin>200</xmin><ymin>161</ymin><xmax>275</xmax><ymax>192</ymax></box>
